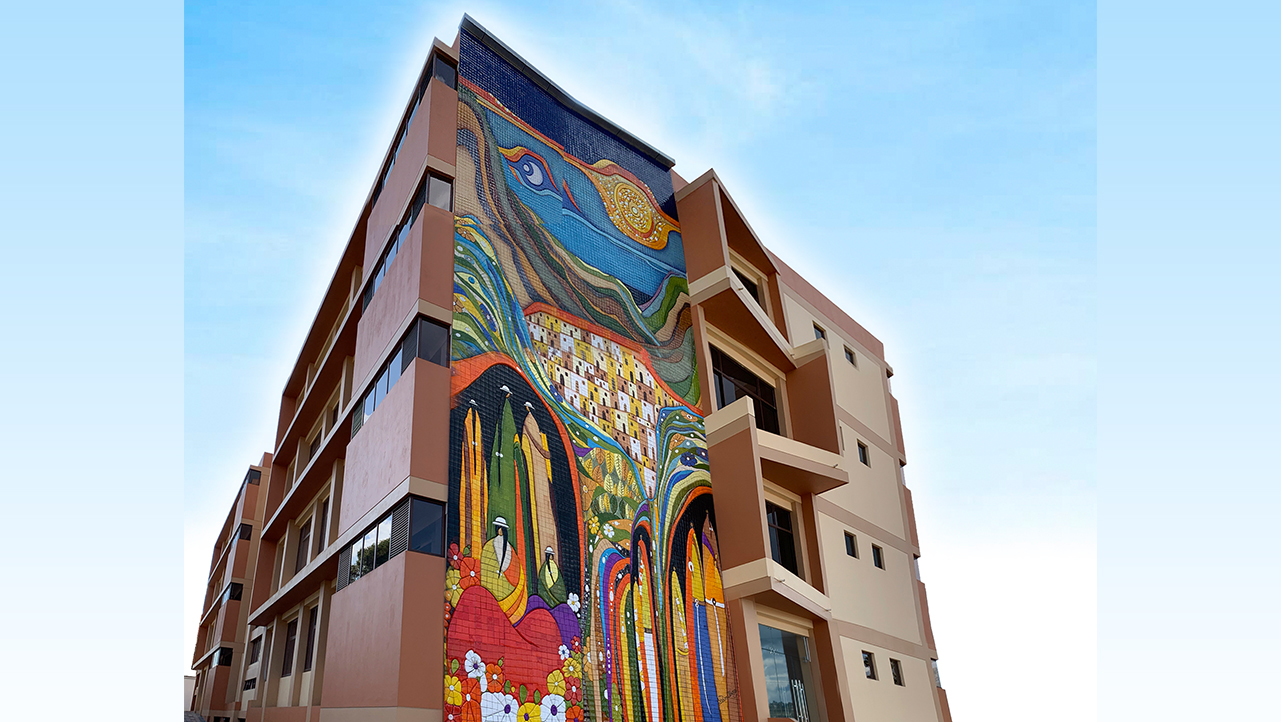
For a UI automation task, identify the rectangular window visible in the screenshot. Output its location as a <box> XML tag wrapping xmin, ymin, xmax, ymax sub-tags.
<box><xmin>360</xmin><ymin>528</ymin><xmax>377</xmax><ymax>575</ymax></box>
<box><xmin>844</xmin><ymin>346</ymin><xmax>857</xmax><ymax>367</ymax></box>
<box><xmin>765</xmin><ymin>501</ymin><xmax>800</xmax><ymax>577</ymax></box>
<box><xmin>226</xmin><ymin>582</ymin><xmax>243</xmax><ymax>602</ymax></box>
<box><xmin>348</xmin><ymin>535</ymin><xmax>364</xmax><ymax>582</ymax></box>
<box><xmin>890</xmin><ymin>658</ymin><xmax>904</xmax><ymax>686</ymax></box>
<box><xmin>732</xmin><ymin>268</ymin><xmax>761</xmax><ymax>304</ymax></box>
<box><xmin>913</xmin><ymin>555</ymin><xmax>921</xmax><ymax>581</ymax></box>
<box><xmin>410</xmin><ymin>497</ymin><xmax>445</xmax><ymax>555</ymax></box>
<box><xmin>430</xmin><ymin>54</ymin><xmax>457</xmax><ymax>89</ymax></box>
<box><xmin>238</xmin><ymin>523</ymin><xmax>252</xmax><ymax>540</ymax></box>
<box><xmin>308</xmin><ymin>433</ymin><xmax>321</xmax><ymax>462</ymax></box>
<box><xmin>375</xmin><ymin>516</ymin><xmax>393</xmax><ymax>567</ymax></box>
<box><xmin>249</xmin><ymin>637</ymin><xmax>261</xmax><ymax>664</ymax></box>
<box><xmin>303</xmin><ymin>606</ymin><xmax>319</xmax><ymax>672</ymax></box>
<box><xmin>931</xmin><ymin>659</ymin><xmax>942</xmax><ymax>687</ymax></box>
<box><xmin>295</xmin><ymin>519</ymin><xmax>312</xmax><ymax>574</ymax></box>
<box><xmin>844</xmin><ymin>531</ymin><xmax>858</xmax><ymax>558</ymax></box>
<box><xmin>813</xmin><ymin>323</ymin><xmax>825</xmax><ymax>340</ymax></box>
<box><xmin>428</xmin><ymin>174</ymin><xmax>453</xmax><ymax>211</ymax></box>
<box><xmin>245</xmin><ymin>468</ymin><xmax>261</xmax><ymax>485</ymax></box>
<box><xmin>281</xmin><ymin>619</ymin><xmax>298</xmax><ymax>677</ymax></box>
<box><xmin>331</xmin><ymin>403</ymin><xmax>340</xmax><ymax>428</ymax></box>
<box><xmin>759</xmin><ymin>624</ymin><xmax>819</xmax><ymax>722</ymax></box>
<box><xmin>316</xmin><ymin>498</ymin><xmax>330</xmax><ymax>555</ymax></box>
<box><xmin>242</xmin><ymin>678</ymin><xmax>257</xmax><ymax>691</ymax></box>
<box><xmin>710</xmin><ymin>346</ymin><xmax>780</xmax><ymax>435</ymax></box>
<box><xmin>418</xmin><ymin>316</ymin><xmax>450</xmax><ymax>366</ymax></box>
<box><xmin>863</xmin><ymin>651</ymin><xmax>877</xmax><ymax>680</ymax></box>
<box><xmin>216</xmin><ymin>647</ymin><xmax>233</xmax><ymax>666</ymax></box>
<box><xmin>857</xmin><ymin>441</ymin><xmax>870</xmax><ymax>466</ymax></box>
<box><xmin>872</xmin><ymin>544</ymin><xmax>885</xmax><ymax>569</ymax></box>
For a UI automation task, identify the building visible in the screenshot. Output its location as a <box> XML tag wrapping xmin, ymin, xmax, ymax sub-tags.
<box><xmin>191</xmin><ymin>456</ymin><xmax>272</xmax><ymax>721</ymax></box>
<box><xmin>189</xmin><ymin>15</ymin><xmax>952</xmax><ymax>722</ymax></box>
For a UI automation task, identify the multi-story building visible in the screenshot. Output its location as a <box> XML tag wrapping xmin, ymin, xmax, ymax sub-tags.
<box><xmin>189</xmin><ymin>15</ymin><xmax>952</xmax><ymax>722</ymax></box>
<box><xmin>191</xmin><ymin>455</ymin><xmax>272</xmax><ymax>721</ymax></box>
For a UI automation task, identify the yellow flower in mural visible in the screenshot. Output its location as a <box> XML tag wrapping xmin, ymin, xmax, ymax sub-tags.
<box><xmin>561</xmin><ymin>656</ymin><xmax>580</xmax><ymax>678</ymax></box>
<box><xmin>587</xmin><ymin>517</ymin><xmax>600</xmax><ymax>536</ymax></box>
<box><xmin>546</xmin><ymin>669</ymin><xmax>566</xmax><ymax>696</ymax></box>
<box><xmin>446</xmin><ymin>568</ymin><xmax>463</xmax><ymax>606</ymax></box>
<box><xmin>445</xmin><ymin>675</ymin><xmax>463</xmax><ymax>707</ymax></box>
<box><xmin>517</xmin><ymin>702</ymin><xmax>541</xmax><ymax>722</ymax></box>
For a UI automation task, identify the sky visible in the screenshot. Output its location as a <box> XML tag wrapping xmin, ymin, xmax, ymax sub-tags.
<box><xmin>185</xmin><ymin>1</ymin><xmax>1095</xmax><ymax>719</ymax></box>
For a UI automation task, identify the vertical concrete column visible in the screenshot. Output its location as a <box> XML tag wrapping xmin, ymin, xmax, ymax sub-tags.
<box><xmin>726</xmin><ymin>597</ymin><xmax>768</xmax><ymax>722</ymax></box>
<box><xmin>811</xmin><ymin>619</ymin><xmax>854</xmax><ymax>722</ymax></box>
<box><xmin>308</xmin><ymin>583</ymin><xmax>335</xmax><ymax>707</ymax></box>
<box><xmin>260</xmin><ymin>620</ymin><xmax>283</xmax><ymax>709</ymax></box>
<box><xmin>799</xmin><ymin>494</ymin><xmax>826</xmax><ymax>595</ymax></box>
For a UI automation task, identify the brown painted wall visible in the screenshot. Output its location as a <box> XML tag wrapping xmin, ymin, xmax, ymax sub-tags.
<box><xmin>785</xmin><ymin>353</ymin><xmax>841</xmax><ymax>454</ymax></box>
<box><xmin>397</xmin><ymin>551</ymin><xmax>447</xmax><ymax>708</ymax></box>
<box><xmin>321</xmin><ymin>553</ymin><xmax>409</xmax><ymax>708</ymax></box>
<box><xmin>706</xmin><ymin>426</ymin><xmax>769</xmax><ymax>570</ymax></box>
<box><xmin>339</xmin><ymin>366</ymin><xmax>418</xmax><ymax>536</ymax></box>
<box><xmin>418</xmin><ymin>205</ymin><xmax>456</xmax><ymax>312</ymax></box>
<box><xmin>675</xmin><ymin>180</ymin><xmax>729</xmax><ymax>282</ymax></box>
<box><xmin>354</xmin><ymin>213</ymin><xmax>426</xmax><ymax>387</ymax></box>
<box><xmin>408</xmin><ymin>358</ymin><xmax>451</xmax><ymax>488</ymax></box>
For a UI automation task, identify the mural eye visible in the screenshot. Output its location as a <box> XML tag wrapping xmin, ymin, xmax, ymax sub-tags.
<box><xmin>521</xmin><ymin>160</ymin><xmax>544</xmax><ymax>186</ymax></box>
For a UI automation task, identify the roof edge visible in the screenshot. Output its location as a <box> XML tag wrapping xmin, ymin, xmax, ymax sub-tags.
<box><xmin>459</xmin><ymin>14</ymin><xmax>675</xmax><ymax>170</ymax></box>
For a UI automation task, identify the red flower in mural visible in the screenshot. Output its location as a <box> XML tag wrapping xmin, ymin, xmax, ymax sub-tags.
<box><xmin>462</xmin><ymin>677</ymin><xmax>483</xmax><ymax>706</ymax></box>
<box><xmin>564</xmin><ymin>676</ymin><xmax>582</xmax><ymax>703</ymax></box>
<box><xmin>444</xmin><ymin>705</ymin><xmax>462</xmax><ymax>722</ymax></box>
<box><xmin>565</xmin><ymin>705</ymin><xmax>583</xmax><ymax>722</ymax></box>
<box><xmin>449</xmin><ymin>543</ymin><xmax>463</xmax><ymax>569</ymax></box>
<box><xmin>458</xmin><ymin>557</ymin><xmax>481</xmax><ymax>589</ymax></box>
<box><xmin>570</xmin><ymin>636</ymin><xmax>581</xmax><ymax>653</ymax></box>
<box><xmin>462</xmin><ymin>699</ymin><xmax>483</xmax><ymax>722</ymax></box>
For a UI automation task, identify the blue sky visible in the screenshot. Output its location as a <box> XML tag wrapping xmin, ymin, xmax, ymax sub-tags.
<box><xmin>185</xmin><ymin>1</ymin><xmax>1095</xmax><ymax>718</ymax></box>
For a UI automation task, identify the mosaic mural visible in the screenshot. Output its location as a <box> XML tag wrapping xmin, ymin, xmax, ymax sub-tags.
<box><xmin>444</xmin><ymin>27</ymin><xmax>741</xmax><ymax>722</ymax></box>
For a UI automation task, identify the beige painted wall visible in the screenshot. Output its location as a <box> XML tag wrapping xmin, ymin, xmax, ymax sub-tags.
<box><xmin>822</xmin><ymin>421</ymin><xmax>906</xmax><ymax>539</ymax></box>
<box><xmin>840</xmin><ymin>637</ymin><xmax>939</xmax><ymax>722</ymax></box>
<box><xmin>780</xmin><ymin>292</ymin><xmax>893</xmax><ymax>443</ymax></box>
<box><xmin>819</xmin><ymin>512</ymin><xmax>921</xmax><ymax>644</ymax></box>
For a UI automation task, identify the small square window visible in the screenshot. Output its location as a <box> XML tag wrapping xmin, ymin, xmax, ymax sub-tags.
<box><xmin>845</xmin><ymin>346</ymin><xmax>857</xmax><ymax>367</ymax></box>
<box><xmin>890</xmin><ymin>658</ymin><xmax>904</xmax><ymax>686</ymax></box>
<box><xmin>857</xmin><ymin>441</ymin><xmax>870</xmax><ymax>466</ymax></box>
<box><xmin>844</xmin><ymin>531</ymin><xmax>858</xmax><ymax>558</ymax></box>
<box><xmin>872</xmin><ymin>544</ymin><xmax>885</xmax><ymax>569</ymax></box>
<box><xmin>813</xmin><ymin>323</ymin><xmax>826</xmax><ymax>341</ymax></box>
<box><xmin>428</xmin><ymin>174</ymin><xmax>453</xmax><ymax>211</ymax></box>
<box><xmin>863</xmin><ymin>651</ymin><xmax>877</xmax><ymax>680</ymax></box>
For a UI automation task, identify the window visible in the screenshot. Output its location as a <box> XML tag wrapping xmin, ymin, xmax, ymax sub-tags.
<box><xmin>315</xmin><ymin>498</ymin><xmax>330</xmax><ymax>555</ymax></box>
<box><xmin>765</xmin><ymin>501</ymin><xmax>800</xmax><ymax>577</ymax></box>
<box><xmin>350</xmin><ymin>316</ymin><xmax>451</xmax><ymax>437</ymax></box>
<box><xmin>308</xmin><ymin>433</ymin><xmax>321</xmax><ymax>462</ymax></box>
<box><xmin>732</xmin><ymin>268</ymin><xmax>761</xmax><ymax>305</ymax></box>
<box><xmin>862</xmin><ymin>651</ymin><xmax>877</xmax><ymax>680</ymax></box>
<box><xmin>913</xmin><ymin>555</ymin><xmax>921</xmax><ymax>581</ymax></box>
<box><xmin>295</xmin><ymin>519</ymin><xmax>312</xmax><ymax>574</ymax></box>
<box><xmin>710</xmin><ymin>346</ymin><xmax>780</xmax><ymax>435</ymax></box>
<box><xmin>890</xmin><ymin>658</ymin><xmax>904</xmax><ymax>686</ymax></box>
<box><xmin>844</xmin><ymin>532</ymin><xmax>858</xmax><ymax>558</ymax></box>
<box><xmin>857</xmin><ymin>441</ymin><xmax>870</xmax><ymax>466</ymax></box>
<box><xmin>303</xmin><ymin>606</ymin><xmax>319</xmax><ymax>672</ymax></box>
<box><xmin>409</xmin><ymin>497</ymin><xmax>445</xmax><ymax>555</ymax></box>
<box><xmin>931</xmin><ymin>659</ymin><xmax>942</xmax><ymax>687</ymax></box>
<box><xmin>249</xmin><ymin>637</ymin><xmax>261</xmax><ymax>664</ymax></box>
<box><xmin>371</xmin><ymin>53</ymin><xmax>457</xmax><ymax>207</ymax></box>
<box><xmin>245</xmin><ymin>468</ymin><xmax>261</xmax><ymax>485</ymax></box>
<box><xmin>872</xmin><ymin>544</ymin><xmax>885</xmax><ymax>569</ymax></box>
<box><xmin>813</xmin><ymin>323</ymin><xmax>825</xmax><ymax>341</ymax></box>
<box><xmin>224</xmin><ymin>582</ymin><xmax>243</xmax><ymax>602</ymax></box>
<box><xmin>339</xmin><ymin>497</ymin><xmax>443</xmax><ymax>592</ymax></box>
<box><xmin>238</xmin><ymin>523</ymin><xmax>252</xmax><ymax>541</ymax></box>
<box><xmin>363</xmin><ymin>173</ymin><xmax>455</xmax><ymax>311</ymax></box>
<box><xmin>216</xmin><ymin>647</ymin><xmax>233</xmax><ymax>667</ymax></box>
<box><xmin>331</xmin><ymin>403</ymin><xmax>340</xmax><ymax>428</ymax></box>
<box><xmin>759</xmin><ymin>624</ymin><xmax>819</xmax><ymax>722</ymax></box>
<box><xmin>844</xmin><ymin>346</ymin><xmax>857</xmax><ymax>367</ymax></box>
<box><xmin>281</xmin><ymin>619</ymin><xmax>298</xmax><ymax>677</ymax></box>
<box><xmin>242</xmin><ymin>678</ymin><xmax>257</xmax><ymax>691</ymax></box>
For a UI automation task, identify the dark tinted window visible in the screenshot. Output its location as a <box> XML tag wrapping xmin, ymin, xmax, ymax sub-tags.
<box><xmin>890</xmin><ymin>658</ymin><xmax>904</xmax><ymax>686</ymax></box>
<box><xmin>431</xmin><ymin>55</ymin><xmax>457</xmax><ymax>89</ymax></box>
<box><xmin>732</xmin><ymin>268</ymin><xmax>760</xmax><ymax>304</ymax></box>
<box><xmin>316</xmin><ymin>498</ymin><xmax>330</xmax><ymax>555</ymax></box>
<box><xmin>410</xmin><ymin>498</ymin><xmax>445</xmax><ymax>555</ymax></box>
<box><xmin>765</xmin><ymin>501</ymin><xmax>800</xmax><ymax>577</ymax></box>
<box><xmin>295</xmin><ymin>519</ymin><xmax>312</xmax><ymax>573</ymax></box>
<box><xmin>227</xmin><ymin>582</ymin><xmax>243</xmax><ymax>602</ymax></box>
<box><xmin>863</xmin><ymin>651</ymin><xmax>877</xmax><ymax>679</ymax></box>
<box><xmin>844</xmin><ymin>532</ymin><xmax>858</xmax><ymax>558</ymax></box>
<box><xmin>303</xmin><ymin>606</ymin><xmax>319</xmax><ymax>672</ymax></box>
<box><xmin>375</xmin><ymin>517</ymin><xmax>393</xmax><ymax>567</ymax></box>
<box><xmin>249</xmin><ymin>637</ymin><xmax>261</xmax><ymax>664</ymax></box>
<box><xmin>216</xmin><ymin>647</ymin><xmax>233</xmax><ymax>666</ymax></box>
<box><xmin>857</xmin><ymin>441</ymin><xmax>870</xmax><ymax>466</ymax></box>
<box><xmin>813</xmin><ymin>323</ymin><xmax>825</xmax><ymax>340</ymax></box>
<box><xmin>844</xmin><ymin>347</ymin><xmax>857</xmax><ymax>366</ymax></box>
<box><xmin>309</xmin><ymin>434</ymin><xmax>321</xmax><ymax>461</ymax></box>
<box><xmin>281</xmin><ymin>619</ymin><xmax>298</xmax><ymax>677</ymax></box>
<box><xmin>245</xmin><ymin>469</ymin><xmax>261</xmax><ymax>485</ymax></box>
<box><xmin>710</xmin><ymin>346</ymin><xmax>779</xmax><ymax>435</ymax></box>
<box><xmin>872</xmin><ymin>544</ymin><xmax>885</xmax><ymax>569</ymax></box>
<box><xmin>418</xmin><ymin>317</ymin><xmax>450</xmax><ymax>366</ymax></box>
<box><xmin>360</xmin><ymin>529</ymin><xmax>377</xmax><ymax>575</ymax></box>
<box><xmin>243</xmin><ymin>677</ymin><xmax>257</xmax><ymax>691</ymax></box>
<box><xmin>348</xmin><ymin>536</ymin><xmax>364</xmax><ymax>582</ymax></box>
<box><xmin>238</xmin><ymin>523</ymin><xmax>252</xmax><ymax>540</ymax></box>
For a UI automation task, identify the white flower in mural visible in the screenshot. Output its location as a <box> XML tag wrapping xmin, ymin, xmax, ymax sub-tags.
<box><xmin>558</xmin><ymin>644</ymin><xmax>571</xmax><ymax>661</ymax></box>
<box><xmin>603</xmin><ymin>525</ymin><xmax>614</xmax><ymax>539</ymax></box>
<box><xmin>541</xmin><ymin>694</ymin><xmax>567</xmax><ymax>722</ymax></box>
<box><xmin>465</xmin><ymin>650</ymin><xmax>486</xmax><ymax>681</ymax></box>
<box><xmin>567</xmin><ymin>593</ymin><xmax>581</xmax><ymax>613</ymax></box>
<box><xmin>482</xmin><ymin>692</ymin><xmax>518</xmax><ymax>722</ymax></box>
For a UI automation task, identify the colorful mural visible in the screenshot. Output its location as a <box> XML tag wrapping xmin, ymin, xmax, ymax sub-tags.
<box><xmin>446</xmin><ymin>27</ymin><xmax>740</xmax><ymax>722</ymax></box>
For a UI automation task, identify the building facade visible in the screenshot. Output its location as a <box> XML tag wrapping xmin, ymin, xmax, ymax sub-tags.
<box><xmin>190</xmin><ymin>16</ymin><xmax>952</xmax><ymax>722</ymax></box>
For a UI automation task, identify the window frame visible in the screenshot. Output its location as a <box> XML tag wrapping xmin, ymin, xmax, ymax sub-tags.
<box><xmin>303</xmin><ymin>606</ymin><xmax>319</xmax><ymax>673</ymax></box>
<box><xmin>764</xmin><ymin>499</ymin><xmax>801</xmax><ymax>578</ymax></box>
<box><xmin>844</xmin><ymin>531</ymin><xmax>858</xmax><ymax>558</ymax></box>
<box><xmin>857</xmin><ymin>440</ymin><xmax>870</xmax><ymax>466</ymax></box>
<box><xmin>813</xmin><ymin>323</ymin><xmax>826</xmax><ymax>341</ymax></box>
<box><xmin>890</xmin><ymin>658</ymin><xmax>905</xmax><ymax>686</ymax></box>
<box><xmin>863</xmin><ymin>651</ymin><xmax>877</xmax><ymax>680</ymax></box>
<box><xmin>844</xmin><ymin>346</ymin><xmax>857</xmax><ymax>367</ymax></box>
<box><xmin>281</xmin><ymin>618</ymin><xmax>298</xmax><ymax>677</ymax></box>
<box><xmin>872</xmin><ymin>544</ymin><xmax>885</xmax><ymax>570</ymax></box>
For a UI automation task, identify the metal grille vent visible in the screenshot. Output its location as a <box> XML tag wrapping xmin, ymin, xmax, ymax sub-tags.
<box><xmin>336</xmin><ymin>546</ymin><xmax>351</xmax><ymax>590</ymax></box>
<box><xmin>390</xmin><ymin>500</ymin><xmax>410</xmax><ymax>558</ymax></box>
